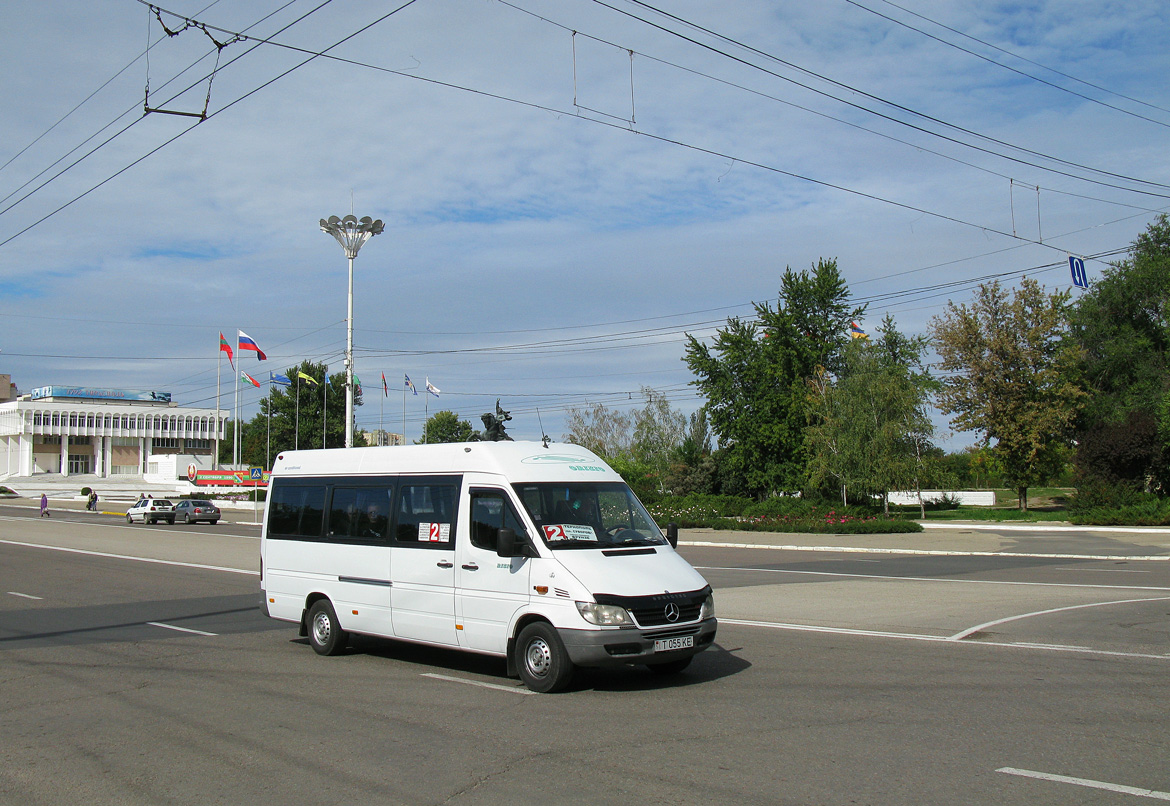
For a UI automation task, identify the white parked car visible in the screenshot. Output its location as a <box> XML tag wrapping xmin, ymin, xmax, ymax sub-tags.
<box><xmin>126</xmin><ymin>498</ymin><xmax>175</xmax><ymax>524</ymax></box>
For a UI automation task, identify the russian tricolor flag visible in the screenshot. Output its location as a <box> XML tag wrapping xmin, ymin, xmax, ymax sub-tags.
<box><xmin>238</xmin><ymin>330</ymin><xmax>267</xmax><ymax>360</ymax></box>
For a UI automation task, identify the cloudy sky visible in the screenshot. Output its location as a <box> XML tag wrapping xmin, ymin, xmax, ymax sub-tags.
<box><xmin>2</xmin><ymin>0</ymin><xmax>1168</xmax><ymax>449</ymax></box>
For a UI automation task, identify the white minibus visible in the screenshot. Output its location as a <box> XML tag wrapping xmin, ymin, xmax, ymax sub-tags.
<box><xmin>259</xmin><ymin>441</ymin><xmax>717</xmax><ymax>692</ymax></box>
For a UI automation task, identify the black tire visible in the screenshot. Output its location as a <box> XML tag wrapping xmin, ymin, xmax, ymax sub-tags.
<box><xmin>184</xmin><ymin>513</ymin><xmax>192</xmax><ymax>524</ymax></box>
<box><xmin>126</xmin><ymin>514</ymin><xmax>133</xmax><ymax>524</ymax></box>
<box><xmin>148</xmin><ymin>517</ymin><xmax>156</xmax><ymax>524</ymax></box>
<box><xmin>307</xmin><ymin>600</ymin><xmax>347</xmax><ymax>656</ymax></box>
<box><xmin>167</xmin><ymin>517</ymin><xmax>175</xmax><ymax>524</ymax></box>
<box><xmin>647</xmin><ymin>656</ymin><xmax>693</xmax><ymax>675</ymax></box>
<box><xmin>210</xmin><ymin>519</ymin><xmax>218</xmax><ymax>525</ymax></box>
<box><xmin>515</xmin><ymin>622</ymin><xmax>574</xmax><ymax>693</ymax></box>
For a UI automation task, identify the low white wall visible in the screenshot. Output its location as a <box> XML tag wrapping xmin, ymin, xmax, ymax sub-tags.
<box><xmin>888</xmin><ymin>490</ymin><xmax>996</xmax><ymax>507</ymax></box>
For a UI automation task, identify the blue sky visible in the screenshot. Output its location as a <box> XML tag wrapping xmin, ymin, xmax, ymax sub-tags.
<box><xmin>1</xmin><ymin>0</ymin><xmax>1168</xmax><ymax>450</ymax></box>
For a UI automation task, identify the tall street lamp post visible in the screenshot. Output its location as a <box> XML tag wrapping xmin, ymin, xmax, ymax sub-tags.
<box><xmin>320</xmin><ymin>214</ymin><xmax>384</xmax><ymax>448</ymax></box>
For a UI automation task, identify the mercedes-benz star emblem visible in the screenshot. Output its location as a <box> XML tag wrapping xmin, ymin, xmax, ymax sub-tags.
<box><xmin>664</xmin><ymin>603</ymin><xmax>680</xmax><ymax>622</ymax></box>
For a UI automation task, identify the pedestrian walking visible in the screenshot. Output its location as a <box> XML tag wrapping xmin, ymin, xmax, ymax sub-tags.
<box><xmin>39</xmin><ymin>493</ymin><xmax>50</xmax><ymax>518</ymax></box>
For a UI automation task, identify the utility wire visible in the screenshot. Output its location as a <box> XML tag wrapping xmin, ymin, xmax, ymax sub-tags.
<box><xmin>842</xmin><ymin>0</ymin><xmax>1170</xmax><ymax>129</ymax></box>
<box><xmin>868</xmin><ymin>0</ymin><xmax>1170</xmax><ymax>117</ymax></box>
<box><xmin>603</xmin><ymin>0</ymin><xmax>1170</xmax><ymax>194</ymax></box>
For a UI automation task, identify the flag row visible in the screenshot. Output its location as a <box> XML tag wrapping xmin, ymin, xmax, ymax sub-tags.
<box><xmin>219</xmin><ymin>332</ymin><xmax>441</xmax><ymax>397</ymax></box>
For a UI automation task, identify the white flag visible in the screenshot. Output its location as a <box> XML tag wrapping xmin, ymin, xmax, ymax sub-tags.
<box><xmin>425</xmin><ymin>377</ymin><xmax>440</xmax><ymax>397</ymax></box>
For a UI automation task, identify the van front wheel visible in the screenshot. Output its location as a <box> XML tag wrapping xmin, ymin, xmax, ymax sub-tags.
<box><xmin>515</xmin><ymin>622</ymin><xmax>574</xmax><ymax>693</ymax></box>
<box><xmin>307</xmin><ymin>600</ymin><xmax>347</xmax><ymax>656</ymax></box>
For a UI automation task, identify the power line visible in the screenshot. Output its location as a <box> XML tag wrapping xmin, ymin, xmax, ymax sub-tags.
<box><xmin>841</xmin><ymin>0</ymin><xmax>1170</xmax><ymax>129</ymax></box>
<box><xmin>600</xmin><ymin>0</ymin><xmax>1170</xmax><ymax>195</ymax></box>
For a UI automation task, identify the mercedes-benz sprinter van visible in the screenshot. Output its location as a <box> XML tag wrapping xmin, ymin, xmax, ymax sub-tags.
<box><xmin>259</xmin><ymin>441</ymin><xmax>717</xmax><ymax>692</ymax></box>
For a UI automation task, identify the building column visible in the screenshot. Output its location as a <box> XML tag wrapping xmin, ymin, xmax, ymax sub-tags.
<box><xmin>61</xmin><ymin>435</ymin><xmax>69</xmax><ymax>477</ymax></box>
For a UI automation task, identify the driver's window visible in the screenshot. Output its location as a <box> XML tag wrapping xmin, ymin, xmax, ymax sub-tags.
<box><xmin>470</xmin><ymin>490</ymin><xmax>524</xmax><ymax>552</ymax></box>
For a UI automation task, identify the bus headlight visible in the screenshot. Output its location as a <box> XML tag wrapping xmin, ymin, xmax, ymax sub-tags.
<box><xmin>576</xmin><ymin>601</ymin><xmax>632</xmax><ymax>626</ymax></box>
<box><xmin>699</xmin><ymin>594</ymin><xmax>715</xmax><ymax>620</ymax></box>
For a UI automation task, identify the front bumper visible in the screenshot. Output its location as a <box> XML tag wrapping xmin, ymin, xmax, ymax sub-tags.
<box><xmin>558</xmin><ymin>617</ymin><xmax>717</xmax><ymax>668</ymax></box>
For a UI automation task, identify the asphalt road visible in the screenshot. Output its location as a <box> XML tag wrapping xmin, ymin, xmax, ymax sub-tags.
<box><xmin>2</xmin><ymin>508</ymin><xmax>1168</xmax><ymax>805</ymax></box>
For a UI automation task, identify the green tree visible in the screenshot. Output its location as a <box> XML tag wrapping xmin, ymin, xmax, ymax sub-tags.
<box><xmin>684</xmin><ymin>258</ymin><xmax>864</xmax><ymax>498</ymax></box>
<box><xmin>419</xmin><ymin>410</ymin><xmax>474</xmax><ymax>444</ymax></box>
<box><xmin>931</xmin><ymin>279</ymin><xmax>1085</xmax><ymax>511</ymax></box>
<box><xmin>1068</xmin><ymin>214</ymin><xmax>1170</xmax><ymax>490</ymax></box>
<box><xmin>805</xmin><ymin>316</ymin><xmax>935</xmax><ymax>512</ymax></box>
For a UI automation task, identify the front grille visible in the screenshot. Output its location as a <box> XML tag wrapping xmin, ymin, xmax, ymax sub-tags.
<box><xmin>630</xmin><ymin>602</ymin><xmax>703</xmax><ymax>627</ymax></box>
<box><xmin>593</xmin><ymin>587</ymin><xmax>711</xmax><ymax>629</ymax></box>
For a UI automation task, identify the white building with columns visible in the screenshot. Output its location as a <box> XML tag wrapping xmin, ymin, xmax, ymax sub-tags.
<box><xmin>0</xmin><ymin>381</ymin><xmax>227</xmax><ymax>479</ymax></box>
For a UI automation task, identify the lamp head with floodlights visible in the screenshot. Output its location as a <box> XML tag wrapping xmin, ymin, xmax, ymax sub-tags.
<box><xmin>320</xmin><ymin>214</ymin><xmax>384</xmax><ymax>258</ymax></box>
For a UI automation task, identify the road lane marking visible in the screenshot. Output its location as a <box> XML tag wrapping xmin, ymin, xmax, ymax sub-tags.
<box><xmin>950</xmin><ymin>596</ymin><xmax>1170</xmax><ymax>640</ymax></box>
<box><xmin>0</xmin><ymin>539</ymin><xmax>257</xmax><ymax>576</ymax></box>
<box><xmin>695</xmin><ymin>564</ymin><xmax>1170</xmax><ymax>592</ymax></box>
<box><xmin>719</xmin><ymin>618</ymin><xmax>1170</xmax><ymax>661</ymax></box>
<box><xmin>148</xmin><ymin>621</ymin><xmax>218</xmax><ymax>637</ymax></box>
<box><xmin>7</xmin><ymin>591</ymin><xmax>43</xmax><ymax>600</ymax></box>
<box><xmin>684</xmin><ymin>541</ymin><xmax>1170</xmax><ymax>561</ymax></box>
<box><xmin>998</xmin><ymin>767</ymin><xmax>1170</xmax><ymax>800</ymax></box>
<box><xmin>421</xmin><ymin>673</ymin><xmax>534</xmax><ymax>695</ymax></box>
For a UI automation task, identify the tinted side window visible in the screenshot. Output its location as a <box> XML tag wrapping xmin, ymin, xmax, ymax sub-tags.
<box><xmin>394</xmin><ymin>476</ymin><xmax>460</xmax><ymax>549</ymax></box>
<box><xmin>470</xmin><ymin>490</ymin><xmax>525</xmax><ymax>552</ymax></box>
<box><xmin>327</xmin><ymin>485</ymin><xmax>393</xmax><ymax>544</ymax></box>
<box><xmin>268</xmin><ymin>482</ymin><xmax>326</xmax><ymax>539</ymax></box>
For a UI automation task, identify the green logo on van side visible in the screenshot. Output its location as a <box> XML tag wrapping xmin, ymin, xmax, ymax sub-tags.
<box><xmin>569</xmin><ymin>465</ymin><xmax>606</xmax><ymax>472</ymax></box>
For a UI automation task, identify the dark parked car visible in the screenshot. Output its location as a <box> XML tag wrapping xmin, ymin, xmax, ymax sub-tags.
<box><xmin>174</xmin><ymin>499</ymin><xmax>221</xmax><ymax>525</ymax></box>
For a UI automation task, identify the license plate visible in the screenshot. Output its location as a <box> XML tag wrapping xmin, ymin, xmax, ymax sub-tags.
<box><xmin>654</xmin><ymin>635</ymin><xmax>694</xmax><ymax>652</ymax></box>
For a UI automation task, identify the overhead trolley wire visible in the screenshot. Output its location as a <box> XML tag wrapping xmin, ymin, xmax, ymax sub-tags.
<box><xmin>600</xmin><ymin>0</ymin><xmax>1170</xmax><ymax>196</ymax></box>
<box><xmin>841</xmin><ymin>0</ymin><xmax>1170</xmax><ymax>129</ymax></box>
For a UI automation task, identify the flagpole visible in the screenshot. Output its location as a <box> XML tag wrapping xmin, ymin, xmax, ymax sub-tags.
<box><xmin>295</xmin><ymin>374</ymin><xmax>300</xmax><ymax>451</ymax></box>
<box><xmin>323</xmin><ymin>370</ymin><xmax>328</xmax><ymax>449</ymax></box>
<box><xmin>402</xmin><ymin>376</ymin><xmax>406</xmax><ymax>445</ymax></box>
<box><xmin>379</xmin><ymin>374</ymin><xmax>384</xmax><ymax>446</ymax></box>
<box><xmin>266</xmin><ymin>377</ymin><xmax>271</xmax><ymax>469</ymax></box>
<box><xmin>424</xmin><ymin>376</ymin><xmax>429</xmax><ymax>444</ymax></box>
<box><xmin>215</xmin><ymin>342</ymin><xmax>221</xmax><ymax>470</ymax></box>
<box><xmin>233</xmin><ymin>332</ymin><xmax>240</xmax><ymax>468</ymax></box>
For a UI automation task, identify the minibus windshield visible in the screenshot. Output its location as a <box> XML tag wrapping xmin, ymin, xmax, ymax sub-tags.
<box><xmin>512</xmin><ymin>482</ymin><xmax>668</xmax><ymax>549</ymax></box>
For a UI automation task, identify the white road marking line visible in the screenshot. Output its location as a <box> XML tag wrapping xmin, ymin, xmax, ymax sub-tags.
<box><xmin>695</xmin><ymin>564</ymin><xmax>1170</xmax><ymax>592</ymax></box>
<box><xmin>7</xmin><ymin>591</ymin><xmax>43</xmax><ymax>600</ymax></box>
<box><xmin>420</xmin><ymin>673</ymin><xmax>534</xmax><ymax>695</ymax></box>
<box><xmin>0</xmin><ymin>539</ymin><xmax>257</xmax><ymax>576</ymax></box>
<box><xmin>1054</xmin><ymin>567</ymin><xmax>1148</xmax><ymax>573</ymax></box>
<box><xmin>683</xmin><ymin>540</ymin><xmax>1170</xmax><ymax>561</ymax></box>
<box><xmin>949</xmin><ymin>596</ymin><xmax>1170</xmax><ymax>640</ymax></box>
<box><xmin>147</xmin><ymin>622</ymin><xmax>217</xmax><ymax>637</ymax></box>
<box><xmin>719</xmin><ymin>618</ymin><xmax>1170</xmax><ymax>661</ymax></box>
<box><xmin>997</xmin><ymin>767</ymin><xmax>1170</xmax><ymax>800</ymax></box>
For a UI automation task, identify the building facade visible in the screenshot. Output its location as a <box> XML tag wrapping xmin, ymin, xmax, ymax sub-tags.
<box><xmin>0</xmin><ymin>384</ymin><xmax>227</xmax><ymax>479</ymax></box>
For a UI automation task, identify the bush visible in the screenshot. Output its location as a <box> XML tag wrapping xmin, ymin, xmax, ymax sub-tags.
<box><xmin>647</xmin><ymin>493</ymin><xmax>920</xmax><ymax>533</ymax></box>
<box><xmin>80</xmin><ymin>486</ymin><xmax>92</xmax><ymax>496</ymax></box>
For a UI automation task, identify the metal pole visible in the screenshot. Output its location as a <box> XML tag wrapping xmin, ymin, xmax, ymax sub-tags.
<box><xmin>346</xmin><ymin>254</ymin><xmax>354</xmax><ymax>448</ymax></box>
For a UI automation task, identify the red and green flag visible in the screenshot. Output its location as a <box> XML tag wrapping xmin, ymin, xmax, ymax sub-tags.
<box><xmin>219</xmin><ymin>332</ymin><xmax>234</xmax><ymax>369</ymax></box>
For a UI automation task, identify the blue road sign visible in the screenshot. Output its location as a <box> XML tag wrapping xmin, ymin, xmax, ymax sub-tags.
<box><xmin>1069</xmin><ymin>255</ymin><xmax>1088</xmax><ymax>289</ymax></box>
<box><xmin>249</xmin><ymin>467</ymin><xmax>264</xmax><ymax>480</ymax></box>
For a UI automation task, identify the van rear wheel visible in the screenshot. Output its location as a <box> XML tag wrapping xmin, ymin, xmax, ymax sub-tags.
<box><xmin>515</xmin><ymin>622</ymin><xmax>574</xmax><ymax>693</ymax></box>
<box><xmin>307</xmin><ymin>600</ymin><xmax>347</xmax><ymax>656</ymax></box>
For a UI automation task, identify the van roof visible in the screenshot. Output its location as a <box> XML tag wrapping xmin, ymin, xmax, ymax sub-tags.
<box><xmin>270</xmin><ymin>440</ymin><xmax>623</xmax><ymax>483</ymax></box>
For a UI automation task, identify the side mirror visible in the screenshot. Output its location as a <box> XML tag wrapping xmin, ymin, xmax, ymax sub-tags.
<box><xmin>497</xmin><ymin>527</ymin><xmax>516</xmax><ymax>557</ymax></box>
<box><xmin>497</xmin><ymin>527</ymin><xmax>535</xmax><ymax>558</ymax></box>
<box><xmin>665</xmin><ymin>522</ymin><xmax>678</xmax><ymax>548</ymax></box>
